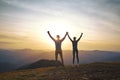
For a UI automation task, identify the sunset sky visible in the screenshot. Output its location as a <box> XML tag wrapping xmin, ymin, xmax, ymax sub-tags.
<box><xmin>0</xmin><ymin>0</ymin><xmax>120</xmax><ymax>51</ymax></box>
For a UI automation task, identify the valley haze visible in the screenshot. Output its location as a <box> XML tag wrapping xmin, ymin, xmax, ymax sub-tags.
<box><xmin>0</xmin><ymin>49</ymin><xmax>120</xmax><ymax>72</ymax></box>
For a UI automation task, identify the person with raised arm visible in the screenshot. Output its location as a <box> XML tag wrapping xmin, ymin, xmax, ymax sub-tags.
<box><xmin>68</xmin><ymin>33</ymin><xmax>83</xmax><ymax>64</ymax></box>
<box><xmin>47</xmin><ymin>31</ymin><xmax>68</xmax><ymax>66</ymax></box>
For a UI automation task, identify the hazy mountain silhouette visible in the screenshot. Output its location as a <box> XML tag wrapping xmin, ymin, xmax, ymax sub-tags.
<box><xmin>0</xmin><ymin>49</ymin><xmax>53</xmax><ymax>72</ymax></box>
<box><xmin>18</xmin><ymin>59</ymin><xmax>62</xmax><ymax>70</ymax></box>
<box><xmin>0</xmin><ymin>49</ymin><xmax>120</xmax><ymax>72</ymax></box>
<box><xmin>78</xmin><ymin>50</ymin><xmax>120</xmax><ymax>63</ymax></box>
<box><xmin>0</xmin><ymin>62</ymin><xmax>16</xmax><ymax>72</ymax></box>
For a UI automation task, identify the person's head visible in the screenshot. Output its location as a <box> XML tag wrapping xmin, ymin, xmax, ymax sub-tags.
<box><xmin>56</xmin><ymin>35</ymin><xmax>60</xmax><ymax>40</ymax></box>
<box><xmin>73</xmin><ymin>37</ymin><xmax>76</xmax><ymax>41</ymax></box>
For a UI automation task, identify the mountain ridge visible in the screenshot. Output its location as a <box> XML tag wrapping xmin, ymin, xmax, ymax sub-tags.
<box><xmin>0</xmin><ymin>49</ymin><xmax>120</xmax><ymax>72</ymax></box>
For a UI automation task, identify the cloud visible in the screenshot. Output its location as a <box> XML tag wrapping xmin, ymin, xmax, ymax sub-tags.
<box><xmin>0</xmin><ymin>41</ymin><xmax>14</xmax><ymax>45</ymax></box>
<box><xmin>1</xmin><ymin>0</ymin><xmax>119</xmax><ymax>34</ymax></box>
<box><xmin>0</xmin><ymin>0</ymin><xmax>120</xmax><ymax>50</ymax></box>
<box><xmin>1</xmin><ymin>0</ymin><xmax>60</xmax><ymax>16</ymax></box>
<box><xmin>0</xmin><ymin>33</ymin><xmax>28</xmax><ymax>42</ymax></box>
<box><xmin>0</xmin><ymin>34</ymin><xmax>19</xmax><ymax>40</ymax></box>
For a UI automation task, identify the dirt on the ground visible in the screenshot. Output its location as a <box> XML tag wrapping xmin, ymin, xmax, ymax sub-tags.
<box><xmin>0</xmin><ymin>62</ymin><xmax>120</xmax><ymax>80</ymax></box>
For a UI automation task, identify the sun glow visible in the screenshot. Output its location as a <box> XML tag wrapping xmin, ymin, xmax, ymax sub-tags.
<box><xmin>47</xmin><ymin>26</ymin><xmax>68</xmax><ymax>38</ymax></box>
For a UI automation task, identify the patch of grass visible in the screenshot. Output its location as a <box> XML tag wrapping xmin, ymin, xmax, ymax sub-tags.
<box><xmin>0</xmin><ymin>62</ymin><xmax>120</xmax><ymax>80</ymax></box>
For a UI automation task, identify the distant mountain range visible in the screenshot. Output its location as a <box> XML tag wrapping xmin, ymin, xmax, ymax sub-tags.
<box><xmin>0</xmin><ymin>49</ymin><xmax>120</xmax><ymax>72</ymax></box>
<box><xmin>0</xmin><ymin>62</ymin><xmax>16</xmax><ymax>72</ymax></box>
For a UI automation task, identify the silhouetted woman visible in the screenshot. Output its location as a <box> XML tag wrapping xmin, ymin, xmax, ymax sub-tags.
<box><xmin>68</xmin><ymin>33</ymin><xmax>83</xmax><ymax>64</ymax></box>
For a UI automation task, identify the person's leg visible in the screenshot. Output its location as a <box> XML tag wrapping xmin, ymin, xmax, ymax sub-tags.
<box><xmin>76</xmin><ymin>50</ymin><xmax>79</xmax><ymax>64</ymax></box>
<box><xmin>59</xmin><ymin>51</ymin><xmax>64</xmax><ymax>66</ymax></box>
<box><xmin>55</xmin><ymin>51</ymin><xmax>58</xmax><ymax>62</ymax></box>
<box><xmin>73</xmin><ymin>50</ymin><xmax>75</xmax><ymax>64</ymax></box>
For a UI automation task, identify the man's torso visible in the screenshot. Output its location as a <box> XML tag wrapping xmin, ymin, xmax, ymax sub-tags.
<box><xmin>55</xmin><ymin>40</ymin><xmax>62</xmax><ymax>51</ymax></box>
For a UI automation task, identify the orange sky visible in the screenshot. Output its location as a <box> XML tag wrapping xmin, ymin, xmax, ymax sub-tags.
<box><xmin>0</xmin><ymin>0</ymin><xmax>120</xmax><ymax>51</ymax></box>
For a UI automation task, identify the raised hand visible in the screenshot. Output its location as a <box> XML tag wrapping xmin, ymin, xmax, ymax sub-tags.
<box><xmin>66</xmin><ymin>32</ymin><xmax>68</xmax><ymax>35</ymax></box>
<box><xmin>81</xmin><ymin>33</ymin><xmax>83</xmax><ymax>36</ymax></box>
<box><xmin>47</xmin><ymin>31</ymin><xmax>50</xmax><ymax>34</ymax></box>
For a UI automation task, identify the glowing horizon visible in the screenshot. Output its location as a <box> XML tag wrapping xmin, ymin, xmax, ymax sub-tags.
<box><xmin>0</xmin><ymin>0</ymin><xmax>120</xmax><ymax>51</ymax></box>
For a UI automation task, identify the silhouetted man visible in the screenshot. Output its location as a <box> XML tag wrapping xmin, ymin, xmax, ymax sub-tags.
<box><xmin>68</xmin><ymin>33</ymin><xmax>83</xmax><ymax>64</ymax></box>
<box><xmin>47</xmin><ymin>31</ymin><xmax>68</xmax><ymax>66</ymax></box>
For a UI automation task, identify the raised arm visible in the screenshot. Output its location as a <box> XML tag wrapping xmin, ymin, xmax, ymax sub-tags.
<box><xmin>77</xmin><ymin>33</ymin><xmax>83</xmax><ymax>42</ymax></box>
<box><xmin>47</xmin><ymin>31</ymin><xmax>55</xmax><ymax>41</ymax></box>
<box><xmin>61</xmin><ymin>32</ymin><xmax>68</xmax><ymax>42</ymax></box>
<box><xmin>68</xmin><ymin>33</ymin><xmax>73</xmax><ymax>42</ymax></box>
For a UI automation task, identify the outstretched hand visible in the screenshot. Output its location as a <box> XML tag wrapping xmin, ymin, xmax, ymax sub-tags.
<box><xmin>81</xmin><ymin>33</ymin><xmax>83</xmax><ymax>35</ymax></box>
<box><xmin>47</xmin><ymin>31</ymin><xmax>50</xmax><ymax>34</ymax></box>
<box><xmin>66</xmin><ymin>32</ymin><xmax>68</xmax><ymax>35</ymax></box>
<box><xmin>81</xmin><ymin>33</ymin><xmax>83</xmax><ymax>37</ymax></box>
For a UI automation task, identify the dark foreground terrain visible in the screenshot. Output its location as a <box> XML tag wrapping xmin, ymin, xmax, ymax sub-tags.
<box><xmin>0</xmin><ymin>62</ymin><xmax>120</xmax><ymax>80</ymax></box>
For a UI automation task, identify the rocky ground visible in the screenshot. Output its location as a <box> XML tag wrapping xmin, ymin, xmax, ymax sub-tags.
<box><xmin>0</xmin><ymin>62</ymin><xmax>120</xmax><ymax>80</ymax></box>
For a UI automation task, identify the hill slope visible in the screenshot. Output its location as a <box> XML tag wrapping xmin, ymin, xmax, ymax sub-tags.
<box><xmin>18</xmin><ymin>59</ymin><xmax>63</xmax><ymax>70</ymax></box>
<box><xmin>0</xmin><ymin>62</ymin><xmax>120</xmax><ymax>80</ymax></box>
